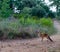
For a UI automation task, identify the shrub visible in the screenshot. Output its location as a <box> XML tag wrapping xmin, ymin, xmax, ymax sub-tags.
<box><xmin>0</xmin><ymin>18</ymin><xmax>38</xmax><ymax>39</ymax></box>
<box><xmin>0</xmin><ymin>17</ymin><xmax>56</xmax><ymax>39</ymax></box>
<box><xmin>39</xmin><ymin>18</ymin><xmax>56</xmax><ymax>35</ymax></box>
<box><xmin>40</xmin><ymin>18</ymin><xmax>53</xmax><ymax>27</ymax></box>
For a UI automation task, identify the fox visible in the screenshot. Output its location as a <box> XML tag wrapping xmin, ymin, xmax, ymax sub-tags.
<box><xmin>37</xmin><ymin>31</ymin><xmax>53</xmax><ymax>42</ymax></box>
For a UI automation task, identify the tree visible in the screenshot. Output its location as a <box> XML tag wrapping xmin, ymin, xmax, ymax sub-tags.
<box><xmin>14</xmin><ymin>0</ymin><xmax>36</xmax><ymax>10</ymax></box>
<box><xmin>13</xmin><ymin>0</ymin><xmax>55</xmax><ymax>18</ymax></box>
<box><xmin>49</xmin><ymin>0</ymin><xmax>60</xmax><ymax>17</ymax></box>
<box><xmin>31</xmin><ymin>5</ymin><xmax>46</xmax><ymax>17</ymax></box>
<box><xmin>22</xmin><ymin>7</ymin><xmax>32</xmax><ymax>14</ymax></box>
<box><xmin>0</xmin><ymin>0</ymin><xmax>12</xmax><ymax>18</ymax></box>
<box><xmin>47</xmin><ymin>11</ymin><xmax>56</xmax><ymax>18</ymax></box>
<box><xmin>14</xmin><ymin>0</ymin><xmax>45</xmax><ymax>10</ymax></box>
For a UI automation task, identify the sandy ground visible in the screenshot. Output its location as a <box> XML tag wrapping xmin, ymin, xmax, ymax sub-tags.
<box><xmin>0</xmin><ymin>20</ymin><xmax>60</xmax><ymax>52</ymax></box>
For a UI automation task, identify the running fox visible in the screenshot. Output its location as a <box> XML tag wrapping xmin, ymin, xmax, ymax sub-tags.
<box><xmin>37</xmin><ymin>31</ymin><xmax>53</xmax><ymax>42</ymax></box>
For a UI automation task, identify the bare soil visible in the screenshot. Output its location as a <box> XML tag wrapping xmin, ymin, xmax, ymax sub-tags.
<box><xmin>0</xmin><ymin>20</ymin><xmax>60</xmax><ymax>52</ymax></box>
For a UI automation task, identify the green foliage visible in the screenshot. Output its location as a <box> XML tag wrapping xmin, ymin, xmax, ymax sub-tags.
<box><xmin>13</xmin><ymin>13</ymin><xmax>31</xmax><ymax>19</ymax></box>
<box><xmin>31</xmin><ymin>6</ymin><xmax>46</xmax><ymax>17</ymax></box>
<box><xmin>47</xmin><ymin>11</ymin><xmax>56</xmax><ymax>18</ymax></box>
<box><xmin>0</xmin><ymin>9</ymin><xmax>12</xmax><ymax>18</ymax></box>
<box><xmin>22</xmin><ymin>7</ymin><xmax>32</xmax><ymax>14</ymax></box>
<box><xmin>41</xmin><ymin>4</ymin><xmax>50</xmax><ymax>13</ymax></box>
<box><xmin>13</xmin><ymin>13</ymin><xmax>20</xmax><ymax>18</ymax></box>
<box><xmin>8</xmin><ymin>32</ymin><xmax>16</xmax><ymax>39</ymax></box>
<box><xmin>39</xmin><ymin>18</ymin><xmax>56</xmax><ymax>35</ymax></box>
<box><xmin>13</xmin><ymin>0</ymin><xmax>56</xmax><ymax>18</ymax></box>
<box><xmin>40</xmin><ymin>18</ymin><xmax>53</xmax><ymax>27</ymax></box>
<box><xmin>0</xmin><ymin>0</ymin><xmax>2</xmax><ymax>9</ymax></box>
<box><xmin>15</xmin><ymin>0</ymin><xmax>36</xmax><ymax>10</ymax></box>
<box><xmin>0</xmin><ymin>0</ymin><xmax>57</xmax><ymax>18</ymax></box>
<box><xmin>0</xmin><ymin>0</ymin><xmax>12</xmax><ymax>18</ymax></box>
<box><xmin>0</xmin><ymin>0</ymin><xmax>58</xmax><ymax>39</ymax></box>
<box><xmin>25</xmin><ymin>18</ymin><xmax>36</xmax><ymax>25</ymax></box>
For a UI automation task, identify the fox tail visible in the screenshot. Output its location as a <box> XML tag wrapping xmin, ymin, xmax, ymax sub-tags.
<box><xmin>47</xmin><ymin>36</ymin><xmax>53</xmax><ymax>42</ymax></box>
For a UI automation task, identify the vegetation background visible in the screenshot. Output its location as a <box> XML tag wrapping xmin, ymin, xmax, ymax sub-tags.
<box><xmin>0</xmin><ymin>0</ymin><xmax>60</xmax><ymax>39</ymax></box>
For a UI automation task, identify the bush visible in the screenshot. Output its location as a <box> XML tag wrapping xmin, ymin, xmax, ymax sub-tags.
<box><xmin>0</xmin><ymin>17</ymin><xmax>56</xmax><ymax>39</ymax></box>
<box><xmin>39</xmin><ymin>18</ymin><xmax>56</xmax><ymax>35</ymax></box>
<box><xmin>40</xmin><ymin>18</ymin><xmax>53</xmax><ymax>27</ymax></box>
<box><xmin>0</xmin><ymin>18</ymin><xmax>38</xmax><ymax>39</ymax></box>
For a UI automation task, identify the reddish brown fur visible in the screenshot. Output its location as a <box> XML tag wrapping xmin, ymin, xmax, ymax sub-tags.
<box><xmin>37</xmin><ymin>32</ymin><xmax>53</xmax><ymax>42</ymax></box>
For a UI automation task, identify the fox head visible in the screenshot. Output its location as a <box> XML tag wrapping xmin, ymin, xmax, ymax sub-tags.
<box><xmin>36</xmin><ymin>30</ymin><xmax>42</xmax><ymax>36</ymax></box>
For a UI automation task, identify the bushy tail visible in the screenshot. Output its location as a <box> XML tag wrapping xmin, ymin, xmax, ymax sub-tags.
<box><xmin>47</xmin><ymin>36</ymin><xmax>53</xmax><ymax>42</ymax></box>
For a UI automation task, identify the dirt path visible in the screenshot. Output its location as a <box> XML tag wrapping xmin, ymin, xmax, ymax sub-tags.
<box><xmin>0</xmin><ymin>20</ymin><xmax>60</xmax><ymax>52</ymax></box>
<box><xmin>52</xmin><ymin>20</ymin><xmax>60</xmax><ymax>40</ymax></box>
